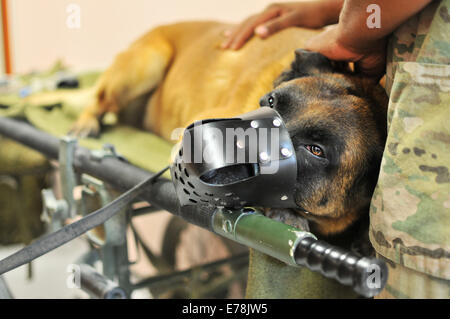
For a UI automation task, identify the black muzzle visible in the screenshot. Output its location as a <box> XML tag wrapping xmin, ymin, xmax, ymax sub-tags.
<box><xmin>171</xmin><ymin>107</ymin><xmax>298</xmax><ymax>208</ymax></box>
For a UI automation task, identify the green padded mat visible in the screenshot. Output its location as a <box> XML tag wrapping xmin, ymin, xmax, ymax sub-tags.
<box><xmin>0</xmin><ymin>65</ymin><xmax>172</xmax><ymax>245</ymax></box>
<box><xmin>0</xmin><ymin>69</ymin><xmax>173</xmax><ymax>176</ymax></box>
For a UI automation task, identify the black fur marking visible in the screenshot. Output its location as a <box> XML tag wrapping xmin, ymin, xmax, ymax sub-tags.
<box><xmin>318</xmin><ymin>196</ymin><xmax>329</xmax><ymax>206</ymax></box>
<box><xmin>274</xmin><ymin>50</ymin><xmax>353</xmax><ymax>87</ymax></box>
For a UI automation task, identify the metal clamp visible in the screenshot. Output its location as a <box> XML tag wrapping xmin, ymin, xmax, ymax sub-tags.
<box><xmin>41</xmin><ymin>189</ymin><xmax>69</xmax><ymax>231</ymax></box>
<box><xmin>40</xmin><ymin>137</ymin><xmax>78</xmax><ymax>230</ymax></box>
<box><xmin>79</xmin><ymin>173</ymin><xmax>131</xmax><ymax>295</ymax></box>
<box><xmin>38</xmin><ymin>138</ymin><xmax>132</xmax><ymax>296</ymax></box>
<box><xmin>90</xmin><ymin>143</ymin><xmax>127</xmax><ymax>162</ymax></box>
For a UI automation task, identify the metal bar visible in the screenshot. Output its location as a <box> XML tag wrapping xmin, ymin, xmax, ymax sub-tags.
<box><xmin>0</xmin><ymin>275</ymin><xmax>13</xmax><ymax>299</ymax></box>
<box><xmin>0</xmin><ymin>118</ymin><xmax>59</xmax><ymax>158</ymax></box>
<box><xmin>79</xmin><ymin>264</ymin><xmax>126</xmax><ymax>299</ymax></box>
<box><xmin>133</xmin><ymin>252</ymin><xmax>249</xmax><ymax>290</ymax></box>
<box><xmin>131</xmin><ymin>205</ymin><xmax>161</xmax><ymax>217</ymax></box>
<box><xmin>0</xmin><ymin>117</ymin><xmax>211</xmax><ymax>230</ymax></box>
<box><xmin>212</xmin><ymin>207</ymin><xmax>314</xmax><ymax>266</ymax></box>
<box><xmin>59</xmin><ymin>137</ymin><xmax>78</xmax><ymax>218</ymax></box>
<box><xmin>1</xmin><ymin>0</ymin><xmax>12</xmax><ymax>74</ymax></box>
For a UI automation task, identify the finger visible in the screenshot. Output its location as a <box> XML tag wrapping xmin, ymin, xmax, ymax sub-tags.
<box><xmin>355</xmin><ymin>53</ymin><xmax>386</xmax><ymax>79</ymax></box>
<box><xmin>220</xmin><ymin>21</ymin><xmax>248</xmax><ymax>49</ymax></box>
<box><xmin>223</xmin><ymin>29</ymin><xmax>232</xmax><ymax>37</ymax></box>
<box><xmin>356</xmin><ymin>62</ymin><xmax>385</xmax><ymax>79</ymax></box>
<box><xmin>304</xmin><ymin>27</ymin><xmax>348</xmax><ymax>58</ymax></box>
<box><xmin>227</xmin><ymin>20</ymin><xmax>260</xmax><ymax>50</ymax></box>
<box><xmin>304</xmin><ymin>26</ymin><xmax>333</xmax><ymax>52</ymax></box>
<box><xmin>256</xmin><ymin>12</ymin><xmax>301</xmax><ymax>38</ymax></box>
<box><xmin>221</xmin><ymin>14</ymin><xmax>258</xmax><ymax>49</ymax></box>
<box><xmin>222</xmin><ymin>16</ymin><xmax>261</xmax><ymax>49</ymax></box>
<box><xmin>304</xmin><ymin>33</ymin><xmax>329</xmax><ymax>55</ymax></box>
<box><xmin>222</xmin><ymin>8</ymin><xmax>281</xmax><ymax>50</ymax></box>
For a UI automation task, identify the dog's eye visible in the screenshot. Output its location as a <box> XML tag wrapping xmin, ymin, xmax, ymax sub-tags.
<box><xmin>306</xmin><ymin>145</ymin><xmax>324</xmax><ymax>157</ymax></box>
<box><xmin>268</xmin><ymin>96</ymin><xmax>275</xmax><ymax>108</ymax></box>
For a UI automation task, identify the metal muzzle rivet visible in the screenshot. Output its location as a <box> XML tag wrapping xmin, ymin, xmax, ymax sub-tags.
<box><xmin>281</xmin><ymin>195</ymin><xmax>288</xmax><ymax>201</ymax></box>
<box><xmin>273</xmin><ymin>118</ymin><xmax>281</xmax><ymax>127</ymax></box>
<box><xmin>250</xmin><ymin>121</ymin><xmax>259</xmax><ymax>128</ymax></box>
<box><xmin>281</xmin><ymin>147</ymin><xmax>292</xmax><ymax>157</ymax></box>
<box><xmin>236</xmin><ymin>140</ymin><xmax>245</xmax><ymax>149</ymax></box>
<box><xmin>259</xmin><ymin>152</ymin><xmax>270</xmax><ymax>163</ymax></box>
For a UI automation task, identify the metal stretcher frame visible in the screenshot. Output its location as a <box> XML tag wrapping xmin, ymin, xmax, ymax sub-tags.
<box><xmin>0</xmin><ymin>116</ymin><xmax>388</xmax><ymax>298</ymax></box>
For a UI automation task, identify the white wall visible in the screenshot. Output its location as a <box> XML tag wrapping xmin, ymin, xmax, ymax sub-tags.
<box><xmin>9</xmin><ymin>0</ymin><xmax>298</xmax><ymax>74</ymax></box>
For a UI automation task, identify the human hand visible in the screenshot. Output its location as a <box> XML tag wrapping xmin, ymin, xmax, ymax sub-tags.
<box><xmin>221</xmin><ymin>1</ymin><xmax>343</xmax><ymax>50</ymax></box>
<box><xmin>305</xmin><ymin>24</ymin><xmax>387</xmax><ymax>79</ymax></box>
<box><xmin>304</xmin><ymin>0</ymin><xmax>432</xmax><ymax>79</ymax></box>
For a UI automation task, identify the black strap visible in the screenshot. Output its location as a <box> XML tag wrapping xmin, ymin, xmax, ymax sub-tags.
<box><xmin>0</xmin><ymin>166</ymin><xmax>170</xmax><ymax>276</ymax></box>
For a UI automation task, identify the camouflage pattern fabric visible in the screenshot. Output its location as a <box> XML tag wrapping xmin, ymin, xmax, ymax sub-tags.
<box><xmin>376</xmin><ymin>253</ymin><xmax>449</xmax><ymax>298</ymax></box>
<box><xmin>370</xmin><ymin>0</ymin><xmax>450</xmax><ymax>297</ymax></box>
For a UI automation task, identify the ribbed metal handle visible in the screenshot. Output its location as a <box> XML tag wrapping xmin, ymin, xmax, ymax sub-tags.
<box><xmin>79</xmin><ymin>264</ymin><xmax>127</xmax><ymax>299</ymax></box>
<box><xmin>294</xmin><ymin>236</ymin><xmax>388</xmax><ymax>298</ymax></box>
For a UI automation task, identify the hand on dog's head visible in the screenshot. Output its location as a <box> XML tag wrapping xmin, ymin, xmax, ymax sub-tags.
<box><xmin>260</xmin><ymin>49</ymin><xmax>388</xmax><ymax>237</ymax></box>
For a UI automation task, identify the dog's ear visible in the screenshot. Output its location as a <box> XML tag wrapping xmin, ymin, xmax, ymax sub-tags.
<box><xmin>274</xmin><ymin>49</ymin><xmax>351</xmax><ymax>87</ymax></box>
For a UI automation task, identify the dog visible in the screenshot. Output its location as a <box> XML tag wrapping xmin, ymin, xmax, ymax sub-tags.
<box><xmin>71</xmin><ymin>21</ymin><xmax>388</xmax><ymax>253</ymax></box>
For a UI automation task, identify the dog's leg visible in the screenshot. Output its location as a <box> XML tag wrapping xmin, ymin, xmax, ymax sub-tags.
<box><xmin>70</xmin><ymin>28</ymin><xmax>174</xmax><ymax>137</ymax></box>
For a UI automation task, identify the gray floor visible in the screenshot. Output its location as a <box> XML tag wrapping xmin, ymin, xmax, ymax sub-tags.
<box><xmin>0</xmin><ymin>212</ymin><xmax>170</xmax><ymax>299</ymax></box>
<box><xmin>0</xmin><ymin>238</ymin><xmax>91</xmax><ymax>299</ymax></box>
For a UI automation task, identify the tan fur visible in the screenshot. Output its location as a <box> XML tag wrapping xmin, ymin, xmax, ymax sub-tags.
<box><xmin>72</xmin><ymin>21</ymin><xmax>319</xmax><ymax>140</ymax></box>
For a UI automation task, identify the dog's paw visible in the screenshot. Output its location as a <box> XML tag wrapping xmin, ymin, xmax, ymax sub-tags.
<box><xmin>69</xmin><ymin>115</ymin><xmax>101</xmax><ymax>138</ymax></box>
<box><xmin>264</xmin><ymin>208</ymin><xmax>310</xmax><ymax>232</ymax></box>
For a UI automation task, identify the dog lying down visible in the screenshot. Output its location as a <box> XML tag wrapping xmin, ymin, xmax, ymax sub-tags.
<box><xmin>71</xmin><ymin>21</ymin><xmax>388</xmax><ymax>255</ymax></box>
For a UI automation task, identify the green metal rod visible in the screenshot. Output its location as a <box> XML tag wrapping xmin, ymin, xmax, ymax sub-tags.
<box><xmin>212</xmin><ymin>208</ymin><xmax>315</xmax><ymax>267</ymax></box>
<box><xmin>212</xmin><ymin>207</ymin><xmax>388</xmax><ymax>298</ymax></box>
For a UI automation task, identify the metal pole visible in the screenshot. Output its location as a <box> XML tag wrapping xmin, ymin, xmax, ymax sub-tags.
<box><xmin>79</xmin><ymin>264</ymin><xmax>127</xmax><ymax>299</ymax></box>
<box><xmin>0</xmin><ymin>117</ymin><xmax>208</xmax><ymax>229</ymax></box>
<box><xmin>0</xmin><ymin>275</ymin><xmax>13</xmax><ymax>299</ymax></box>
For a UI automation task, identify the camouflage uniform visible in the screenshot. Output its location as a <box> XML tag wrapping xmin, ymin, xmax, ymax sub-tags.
<box><xmin>370</xmin><ymin>0</ymin><xmax>450</xmax><ymax>298</ymax></box>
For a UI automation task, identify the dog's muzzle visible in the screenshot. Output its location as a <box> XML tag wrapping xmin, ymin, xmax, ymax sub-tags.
<box><xmin>171</xmin><ymin>107</ymin><xmax>298</xmax><ymax>208</ymax></box>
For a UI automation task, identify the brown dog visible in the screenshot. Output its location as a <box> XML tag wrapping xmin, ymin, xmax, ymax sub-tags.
<box><xmin>71</xmin><ymin>21</ymin><xmax>388</xmax><ymax>247</ymax></box>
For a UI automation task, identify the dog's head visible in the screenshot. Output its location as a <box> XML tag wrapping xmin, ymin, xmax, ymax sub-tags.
<box><xmin>259</xmin><ymin>49</ymin><xmax>388</xmax><ymax>236</ymax></box>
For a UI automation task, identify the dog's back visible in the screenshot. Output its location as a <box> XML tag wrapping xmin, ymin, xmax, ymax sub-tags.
<box><xmin>144</xmin><ymin>22</ymin><xmax>320</xmax><ymax>139</ymax></box>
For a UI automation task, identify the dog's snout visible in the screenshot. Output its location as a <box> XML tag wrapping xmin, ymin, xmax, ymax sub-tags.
<box><xmin>259</xmin><ymin>93</ymin><xmax>275</xmax><ymax>108</ymax></box>
<box><xmin>259</xmin><ymin>94</ymin><xmax>269</xmax><ymax>107</ymax></box>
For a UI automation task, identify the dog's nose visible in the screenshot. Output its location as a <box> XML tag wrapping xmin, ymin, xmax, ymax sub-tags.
<box><xmin>259</xmin><ymin>95</ymin><xmax>268</xmax><ymax>107</ymax></box>
<box><xmin>259</xmin><ymin>94</ymin><xmax>275</xmax><ymax>108</ymax></box>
